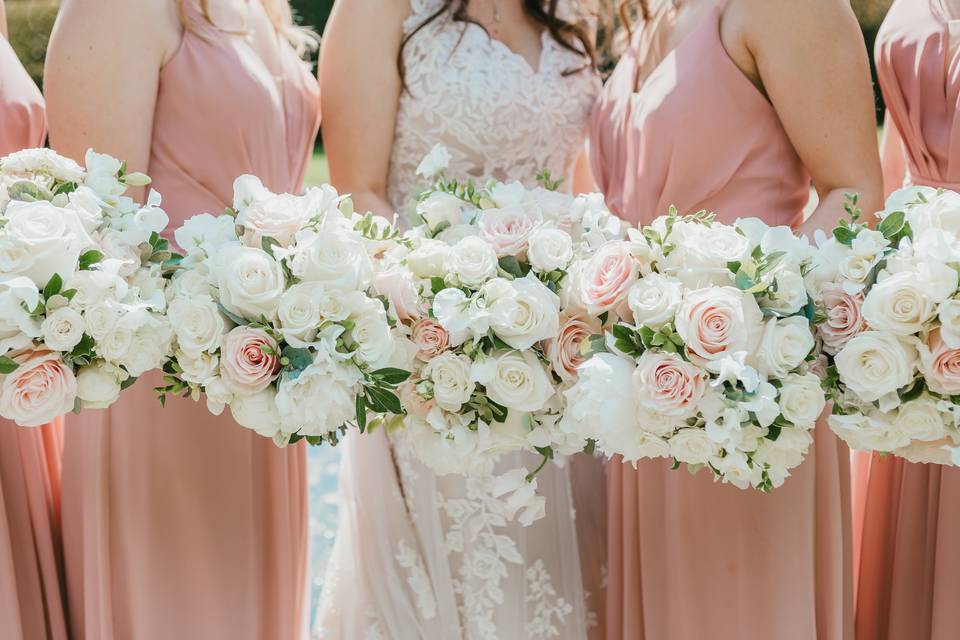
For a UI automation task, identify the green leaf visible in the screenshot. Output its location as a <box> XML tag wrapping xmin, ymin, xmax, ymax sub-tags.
<box><xmin>371</xmin><ymin>367</ymin><xmax>411</xmax><ymax>386</ymax></box>
<box><xmin>120</xmin><ymin>376</ymin><xmax>138</xmax><ymax>391</ymax></box>
<box><xmin>727</xmin><ymin>261</ymin><xmax>742</xmax><ymax>274</ymax></box>
<box><xmin>583</xmin><ymin>439</ymin><xmax>597</xmax><ymax>455</ymax></box>
<box><xmin>430</xmin><ymin>277</ymin><xmax>447</xmax><ymax>295</ymax></box>
<box><xmin>61</xmin><ymin>288</ymin><xmax>78</xmax><ymax>302</ymax></box>
<box><xmin>217</xmin><ymin>304</ymin><xmax>249</xmax><ymax>327</ymax></box>
<box><xmin>0</xmin><ymin>356</ymin><xmax>19</xmax><ymax>374</ymax></box>
<box><xmin>735</xmin><ymin>270</ymin><xmax>755</xmax><ymax>291</ymax></box>
<box><xmin>7</xmin><ymin>180</ymin><xmax>45</xmax><ymax>201</ymax></box>
<box><xmin>43</xmin><ymin>273</ymin><xmax>63</xmax><ymax>300</ymax></box>
<box><xmin>878</xmin><ymin>210</ymin><xmax>906</xmax><ymax>239</ymax></box>
<box><xmin>487</xmin><ymin>397</ymin><xmax>509</xmax><ymax>423</ymax></box>
<box><xmin>611</xmin><ymin>324</ymin><xmax>634</xmax><ymax>342</ymax></box>
<box><xmin>497</xmin><ymin>256</ymin><xmax>528</xmax><ymax>279</ymax></box>
<box><xmin>766</xmin><ymin>424</ymin><xmax>782</xmax><ymax>442</ymax></box>
<box><xmin>598</xmin><ymin>311</ymin><xmax>609</xmax><ymax>326</ymax></box>
<box><xmin>69</xmin><ymin>334</ymin><xmax>95</xmax><ymax>359</ymax></box>
<box><xmin>356</xmin><ymin>395</ymin><xmax>367</xmax><ymax>432</ymax></box>
<box><xmin>78</xmin><ymin>250</ymin><xmax>104</xmax><ymax>271</ymax></box>
<box><xmin>833</xmin><ymin>227</ymin><xmax>857</xmax><ymax>247</ymax></box>
<box><xmin>899</xmin><ymin>378</ymin><xmax>925</xmax><ymax>404</ymax></box>
<box><xmin>366</xmin><ymin>386</ymin><xmax>403</xmax><ymax>415</ymax></box>
<box><xmin>261</xmin><ymin>236</ymin><xmax>282</xmax><ymax>258</ymax></box>
<box><xmin>281</xmin><ymin>347</ymin><xmax>314</xmax><ymax>379</ymax></box>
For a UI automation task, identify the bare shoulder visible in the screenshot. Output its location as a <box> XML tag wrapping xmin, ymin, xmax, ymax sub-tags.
<box><xmin>726</xmin><ymin>0</ymin><xmax>862</xmax><ymax>46</ymax></box>
<box><xmin>326</xmin><ymin>0</ymin><xmax>409</xmax><ymax>28</ymax></box>
<box><xmin>52</xmin><ymin>0</ymin><xmax>180</xmax><ymax>64</ymax></box>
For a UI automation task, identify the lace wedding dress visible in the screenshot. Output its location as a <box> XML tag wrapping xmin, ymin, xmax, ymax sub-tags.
<box><xmin>315</xmin><ymin>2</ymin><xmax>602</xmax><ymax>638</ymax></box>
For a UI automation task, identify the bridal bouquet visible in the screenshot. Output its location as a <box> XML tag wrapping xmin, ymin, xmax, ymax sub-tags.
<box><xmin>561</xmin><ymin>210</ymin><xmax>825</xmax><ymax>491</ymax></box>
<box><xmin>817</xmin><ymin>191</ymin><xmax>960</xmax><ymax>464</ymax></box>
<box><xmin>158</xmin><ymin>176</ymin><xmax>410</xmax><ymax>446</ymax></box>
<box><xmin>0</xmin><ymin>148</ymin><xmax>173</xmax><ymax>426</ymax></box>
<box><xmin>387</xmin><ymin>146</ymin><xmax>629</xmax><ymax>522</ymax></box>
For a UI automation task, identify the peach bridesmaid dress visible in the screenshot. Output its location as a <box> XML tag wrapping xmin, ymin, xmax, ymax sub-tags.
<box><xmin>853</xmin><ymin>2</ymin><xmax>960</xmax><ymax>638</ymax></box>
<box><xmin>0</xmin><ymin>35</ymin><xmax>69</xmax><ymax>640</ymax></box>
<box><xmin>60</xmin><ymin>3</ymin><xmax>320</xmax><ymax>638</ymax></box>
<box><xmin>589</xmin><ymin>4</ymin><xmax>853</xmax><ymax>639</ymax></box>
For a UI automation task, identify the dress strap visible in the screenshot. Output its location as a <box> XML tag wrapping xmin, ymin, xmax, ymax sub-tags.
<box><xmin>177</xmin><ymin>0</ymin><xmax>249</xmax><ymax>38</ymax></box>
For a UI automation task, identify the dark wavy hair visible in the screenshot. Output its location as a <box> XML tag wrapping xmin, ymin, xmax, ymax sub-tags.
<box><xmin>398</xmin><ymin>0</ymin><xmax>596</xmax><ymax>89</ymax></box>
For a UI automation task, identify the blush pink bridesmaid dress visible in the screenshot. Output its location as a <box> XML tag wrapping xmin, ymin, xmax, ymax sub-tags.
<box><xmin>60</xmin><ymin>3</ymin><xmax>320</xmax><ymax>638</ymax></box>
<box><xmin>853</xmin><ymin>2</ymin><xmax>960</xmax><ymax>638</ymax></box>
<box><xmin>589</xmin><ymin>4</ymin><xmax>853</xmax><ymax>639</ymax></box>
<box><xmin>0</xmin><ymin>35</ymin><xmax>69</xmax><ymax>640</ymax></box>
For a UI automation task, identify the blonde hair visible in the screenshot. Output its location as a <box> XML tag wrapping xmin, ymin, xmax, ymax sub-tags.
<box><xmin>177</xmin><ymin>0</ymin><xmax>317</xmax><ymax>55</ymax></box>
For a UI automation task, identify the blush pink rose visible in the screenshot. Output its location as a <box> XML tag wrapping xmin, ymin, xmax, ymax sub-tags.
<box><xmin>398</xmin><ymin>379</ymin><xmax>436</xmax><ymax>420</ymax></box>
<box><xmin>411</xmin><ymin>318</ymin><xmax>450</xmax><ymax>360</ymax></box>
<box><xmin>819</xmin><ymin>284</ymin><xmax>867</xmax><ymax>355</ymax></box>
<box><xmin>922</xmin><ymin>329</ymin><xmax>960</xmax><ymax>395</ymax></box>
<box><xmin>0</xmin><ymin>349</ymin><xmax>77</xmax><ymax>427</ymax></box>
<box><xmin>478</xmin><ymin>206</ymin><xmax>538</xmax><ymax>256</ymax></box>
<box><xmin>545</xmin><ymin>313</ymin><xmax>601</xmax><ymax>383</ymax></box>
<box><xmin>220</xmin><ymin>327</ymin><xmax>281</xmax><ymax>393</ymax></box>
<box><xmin>674</xmin><ymin>286</ymin><xmax>763</xmax><ymax>368</ymax></box>
<box><xmin>237</xmin><ymin>193</ymin><xmax>308</xmax><ymax>249</ymax></box>
<box><xmin>374</xmin><ymin>267</ymin><xmax>423</xmax><ymax>322</ymax></box>
<box><xmin>632</xmin><ymin>350</ymin><xmax>706</xmax><ymax>418</ymax></box>
<box><xmin>578</xmin><ymin>242</ymin><xmax>638</xmax><ymax>315</ymax></box>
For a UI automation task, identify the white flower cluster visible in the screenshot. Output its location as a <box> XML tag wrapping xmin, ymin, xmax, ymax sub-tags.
<box><xmin>160</xmin><ymin>176</ymin><xmax>409</xmax><ymax>446</ymax></box>
<box><xmin>0</xmin><ymin>148</ymin><xmax>172</xmax><ymax>426</ymax></box>
<box><xmin>820</xmin><ymin>189</ymin><xmax>960</xmax><ymax>465</ymax></box>
<box><xmin>560</xmin><ymin>210</ymin><xmax>824</xmax><ymax>491</ymax></box>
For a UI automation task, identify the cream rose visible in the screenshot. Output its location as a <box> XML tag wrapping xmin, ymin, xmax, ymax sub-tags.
<box><xmin>674</xmin><ymin>286</ymin><xmax>763</xmax><ymax>370</ymax></box>
<box><xmin>757</xmin><ymin>316</ymin><xmax>815</xmax><ymax>379</ymax></box>
<box><xmin>220</xmin><ymin>327</ymin><xmax>280</xmax><ymax>393</ymax></box>
<box><xmin>545</xmin><ymin>313</ymin><xmax>600</xmax><ymax>383</ymax></box>
<box><xmin>229</xmin><ymin>386</ymin><xmax>282</xmax><ymax>438</ymax></box>
<box><xmin>486</xmin><ymin>275</ymin><xmax>560</xmax><ymax>351</ymax></box>
<box><xmin>627</xmin><ymin>273</ymin><xmax>682</xmax><ymax>329</ymax></box>
<box><xmin>276</xmin><ymin>282</ymin><xmax>325</xmax><ymax>343</ymax></box>
<box><xmin>447</xmin><ymin>236</ymin><xmax>498</xmax><ymax>288</ymax></box>
<box><xmin>215</xmin><ymin>245</ymin><xmax>286</xmax><ymax>322</ymax></box>
<box><xmin>668</xmin><ymin>428</ymin><xmax>717</xmax><ymax>465</ymax></box>
<box><xmin>3</xmin><ymin>200</ymin><xmax>92</xmax><ymax>288</ymax></box>
<box><xmin>406</xmin><ymin>239</ymin><xmax>451</xmax><ymax>278</ymax></box>
<box><xmin>0</xmin><ymin>350</ymin><xmax>77</xmax><ymax>426</ymax></box>
<box><xmin>778</xmin><ymin>372</ymin><xmax>826</xmax><ymax>427</ymax></box>
<box><xmin>422</xmin><ymin>352</ymin><xmax>475</xmax><ymax>412</ymax></box>
<box><xmin>527</xmin><ymin>227</ymin><xmax>573</xmax><ymax>273</ymax></box>
<box><xmin>862</xmin><ymin>272</ymin><xmax>937</xmax><ymax>336</ymax></box>
<box><xmin>76</xmin><ymin>362</ymin><xmax>123</xmax><ymax>409</ymax></box>
<box><xmin>632</xmin><ymin>351</ymin><xmax>706</xmax><ymax>418</ymax></box>
<box><xmin>477</xmin><ymin>350</ymin><xmax>554</xmax><ymax>412</ymax></box>
<box><xmin>893</xmin><ymin>395</ymin><xmax>949</xmax><ymax>442</ymax></box>
<box><xmin>236</xmin><ymin>191</ymin><xmax>308</xmax><ymax>249</ymax></box>
<box><xmin>41</xmin><ymin>307</ymin><xmax>85</xmax><ymax>352</ymax></box>
<box><xmin>168</xmin><ymin>295</ymin><xmax>228</xmax><ymax>354</ymax></box>
<box><xmin>834</xmin><ymin>331</ymin><xmax>918</xmax><ymax>402</ymax></box>
<box><xmin>288</xmin><ymin>228</ymin><xmax>373</xmax><ymax>291</ymax></box>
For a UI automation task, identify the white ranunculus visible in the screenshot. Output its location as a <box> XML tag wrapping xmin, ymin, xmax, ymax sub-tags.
<box><xmin>862</xmin><ymin>272</ymin><xmax>937</xmax><ymax>336</ymax></box>
<box><xmin>214</xmin><ymin>245</ymin><xmax>285</xmax><ymax>322</ymax></box>
<box><xmin>668</xmin><ymin>428</ymin><xmax>718</xmax><ymax>465</ymax></box>
<box><xmin>447</xmin><ymin>236</ymin><xmax>498</xmax><ymax>288</ymax></box>
<box><xmin>288</xmin><ymin>228</ymin><xmax>373</xmax><ymax>291</ymax></box>
<box><xmin>778</xmin><ymin>372</ymin><xmax>826</xmax><ymax>427</ymax></box>
<box><xmin>415</xmin><ymin>144</ymin><xmax>451</xmax><ymax>179</ymax></box>
<box><xmin>347</xmin><ymin>300</ymin><xmax>395</xmax><ymax>368</ymax></box>
<box><xmin>475</xmin><ymin>350</ymin><xmax>554</xmax><ymax>412</ymax></box>
<box><xmin>422</xmin><ymin>352</ymin><xmax>475</xmax><ymax>412</ymax></box>
<box><xmin>177</xmin><ymin>349</ymin><xmax>220</xmax><ymax>386</ymax></box>
<box><xmin>893</xmin><ymin>395</ymin><xmax>949</xmax><ymax>442</ymax></box>
<box><xmin>174</xmin><ymin>213</ymin><xmax>239</xmax><ymax>258</ymax></box>
<box><xmin>485</xmin><ymin>275</ymin><xmax>560</xmax><ymax>351</ymax></box>
<box><xmin>940</xmin><ymin>300</ymin><xmax>960</xmax><ymax>348</ymax></box>
<box><xmin>527</xmin><ymin>227</ymin><xmax>573</xmax><ymax>273</ymax></box>
<box><xmin>2</xmin><ymin>200</ymin><xmax>92</xmax><ymax>287</ymax></box>
<box><xmin>230</xmin><ymin>386</ymin><xmax>282</xmax><ymax>438</ymax></box>
<box><xmin>276</xmin><ymin>361</ymin><xmax>362</xmax><ymax>436</ymax></box>
<box><xmin>627</xmin><ymin>273</ymin><xmax>682</xmax><ymax>329</ymax></box>
<box><xmin>406</xmin><ymin>238</ymin><xmax>451</xmax><ymax>278</ymax></box>
<box><xmin>168</xmin><ymin>294</ymin><xmax>227</xmax><ymax>354</ymax></box>
<box><xmin>41</xmin><ymin>307</ymin><xmax>85</xmax><ymax>352</ymax></box>
<box><xmin>756</xmin><ymin>316</ymin><xmax>815</xmax><ymax>379</ymax></box>
<box><xmin>834</xmin><ymin>331</ymin><xmax>918</xmax><ymax>402</ymax></box>
<box><xmin>76</xmin><ymin>362</ymin><xmax>123</xmax><ymax>409</ymax></box>
<box><xmin>417</xmin><ymin>191</ymin><xmax>465</xmax><ymax>234</ymax></box>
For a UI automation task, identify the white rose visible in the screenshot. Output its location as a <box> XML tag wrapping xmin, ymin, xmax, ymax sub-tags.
<box><xmin>834</xmin><ymin>331</ymin><xmax>918</xmax><ymax>402</ymax></box>
<box><xmin>236</xmin><ymin>190</ymin><xmax>308</xmax><ymax>248</ymax></box>
<box><xmin>2</xmin><ymin>200</ymin><xmax>92</xmax><ymax>287</ymax></box>
<box><xmin>83</xmin><ymin>301</ymin><xmax>121</xmax><ymax>341</ymax></box>
<box><xmin>474</xmin><ymin>350</ymin><xmax>554</xmax><ymax>412</ymax></box>
<box><xmin>170</xmin><ymin>267</ymin><xmax>213</xmax><ymax>300</ymax></box>
<box><xmin>415</xmin><ymin>144</ymin><xmax>451</xmax><ymax>179</ymax></box>
<box><xmin>275</xmin><ymin>361</ymin><xmax>361</xmax><ymax>436</ymax></box>
<box><xmin>168</xmin><ymin>295</ymin><xmax>228</xmax><ymax>353</ymax></box>
<box><xmin>215</xmin><ymin>245</ymin><xmax>286</xmax><ymax>321</ymax></box>
<box><xmin>659</xmin><ymin>220</ymin><xmax>748</xmax><ymax>288</ymax></box>
<box><xmin>66</xmin><ymin>270</ymin><xmax>128</xmax><ymax>310</ymax></box>
<box><xmin>893</xmin><ymin>395</ymin><xmax>949</xmax><ymax>442</ymax></box>
<box><xmin>117</xmin><ymin>317</ymin><xmax>174</xmax><ymax>377</ymax></box>
<box><xmin>838</xmin><ymin>252</ymin><xmax>881</xmax><ymax>291</ymax></box>
<box><xmin>627</xmin><ymin>273</ymin><xmax>682</xmax><ymax>329</ymax></box>
<box><xmin>422</xmin><ymin>352</ymin><xmax>475</xmax><ymax>412</ymax></box>
<box><xmin>527</xmin><ymin>226</ymin><xmax>573</xmax><ymax>273</ymax></box>
<box><xmin>447</xmin><ymin>236</ymin><xmax>498</xmax><ymax>288</ymax></box>
<box><xmin>862</xmin><ymin>272</ymin><xmax>937</xmax><ymax>336</ymax></box>
<box><xmin>527</xmin><ymin>187</ymin><xmax>575</xmax><ymax>224</ymax></box>
<box><xmin>756</xmin><ymin>316</ymin><xmax>815</xmax><ymax>379</ymax></box>
<box><xmin>485</xmin><ymin>275</ymin><xmax>560</xmax><ymax>351</ymax></box>
<box><xmin>0</xmin><ymin>147</ymin><xmax>84</xmax><ymax>183</ymax></box>
<box><xmin>288</xmin><ymin>228</ymin><xmax>373</xmax><ymax>291</ymax></box>
<box><xmin>347</xmin><ymin>300</ymin><xmax>395</xmax><ymax>368</ymax></box>
<box><xmin>41</xmin><ymin>307</ymin><xmax>85</xmax><ymax>352</ymax></box>
<box><xmin>416</xmin><ymin>191</ymin><xmax>465</xmax><ymax>233</ymax></box>
<box><xmin>905</xmin><ymin>188</ymin><xmax>960</xmax><ymax>237</ymax></box>
<box><xmin>778</xmin><ymin>372</ymin><xmax>826</xmax><ymax>427</ymax></box>
<box><xmin>276</xmin><ymin>282</ymin><xmax>324</xmax><ymax>342</ymax></box>
<box><xmin>940</xmin><ymin>300</ymin><xmax>960</xmax><ymax>349</ymax></box>
<box><xmin>174</xmin><ymin>213</ymin><xmax>239</xmax><ymax>258</ymax></box>
<box><xmin>406</xmin><ymin>239</ymin><xmax>452</xmax><ymax>278</ymax></box>
<box><xmin>76</xmin><ymin>362</ymin><xmax>123</xmax><ymax>409</ymax></box>
<box><xmin>229</xmin><ymin>386</ymin><xmax>282</xmax><ymax>438</ymax></box>
<box><xmin>317</xmin><ymin>289</ymin><xmax>367</xmax><ymax>323</ymax></box>
<box><xmin>177</xmin><ymin>349</ymin><xmax>220</xmax><ymax>386</ymax></box>
<box><xmin>668</xmin><ymin>428</ymin><xmax>718</xmax><ymax>465</ymax></box>
<box><xmin>435</xmin><ymin>223</ymin><xmax>480</xmax><ymax>245</ymax></box>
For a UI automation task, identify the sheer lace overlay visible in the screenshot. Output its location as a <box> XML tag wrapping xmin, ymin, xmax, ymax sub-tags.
<box><xmin>316</xmin><ymin>1</ymin><xmax>602</xmax><ymax>638</ymax></box>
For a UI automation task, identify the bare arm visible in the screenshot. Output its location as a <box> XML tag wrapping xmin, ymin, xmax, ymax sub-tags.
<box><xmin>571</xmin><ymin>148</ymin><xmax>597</xmax><ymax>194</ymax></box>
<box><xmin>319</xmin><ymin>0</ymin><xmax>408</xmax><ymax>217</ymax></box>
<box><xmin>879</xmin><ymin>112</ymin><xmax>907</xmax><ymax>198</ymax></box>
<box><xmin>731</xmin><ymin>0</ymin><xmax>883</xmax><ymax>231</ymax></box>
<box><xmin>1</xmin><ymin>1</ymin><xmax>8</xmax><ymax>39</ymax></box>
<box><xmin>44</xmin><ymin>0</ymin><xmax>180</xmax><ymax>198</ymax></box>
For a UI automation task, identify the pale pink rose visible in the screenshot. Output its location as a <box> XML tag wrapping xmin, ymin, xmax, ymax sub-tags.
<box><xmin>398</xmin><ymin>379</ymin><xmax>435</xmax><ymax>420</ymax></box>
<box><xmin>0</xmin><ymin>349</ymin><xmax>77</xmax><ymax>427</ymax></box>
<box><xmin>545</xmin><ymin>313</ymin><xmax>601</xmax><ymax>383</ymax></box>
<box><xmin>922</xmin><ymin>329</ymin><xmax>960</xmax><ymax>395</ymax></box>
<box><xmin>674</xmin><ymin>287</ymin><xmax>763</xmax><ymax>367</ymax></box>
<box><xmin>237</xmin><ymin>193</ymin><xmax>308</xmax><ymax>248</ymax></box>
<box><xmin>578</xmin><ymin>242</ymin><xmax>638</xmax><ymax>314</ymax></box>
<box><xmin>411</xmin><ymin>318</ymin><xmax>450</xmax><ymax>360</ymax></box>
<box><xmin>373</xmin><ymin>267</ymin><xmax>423</xmax><ymax>322</ymax></box>
<box><xmin>478</xmin><ymin>206</ymin><xmax>538</xmax><ymax>256</ymax></box>
<box><xmin>807</xmin><ymin>354</ymin><xmax>829</xmax><ymax>380</ymax></box>
<box><xmin>819</xmin><ymin>283</ymin><xmax>867</xmax><ymax>355</ymax></box>
<box><xmin>220</xmin><ymin>327</ymin><xmax>280</xmax><ymax>393</ymax></box>
<box><xmin>632</xmin><ymin>351</ymin><xmax>706</xmax><ymax>418</ymax></box>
